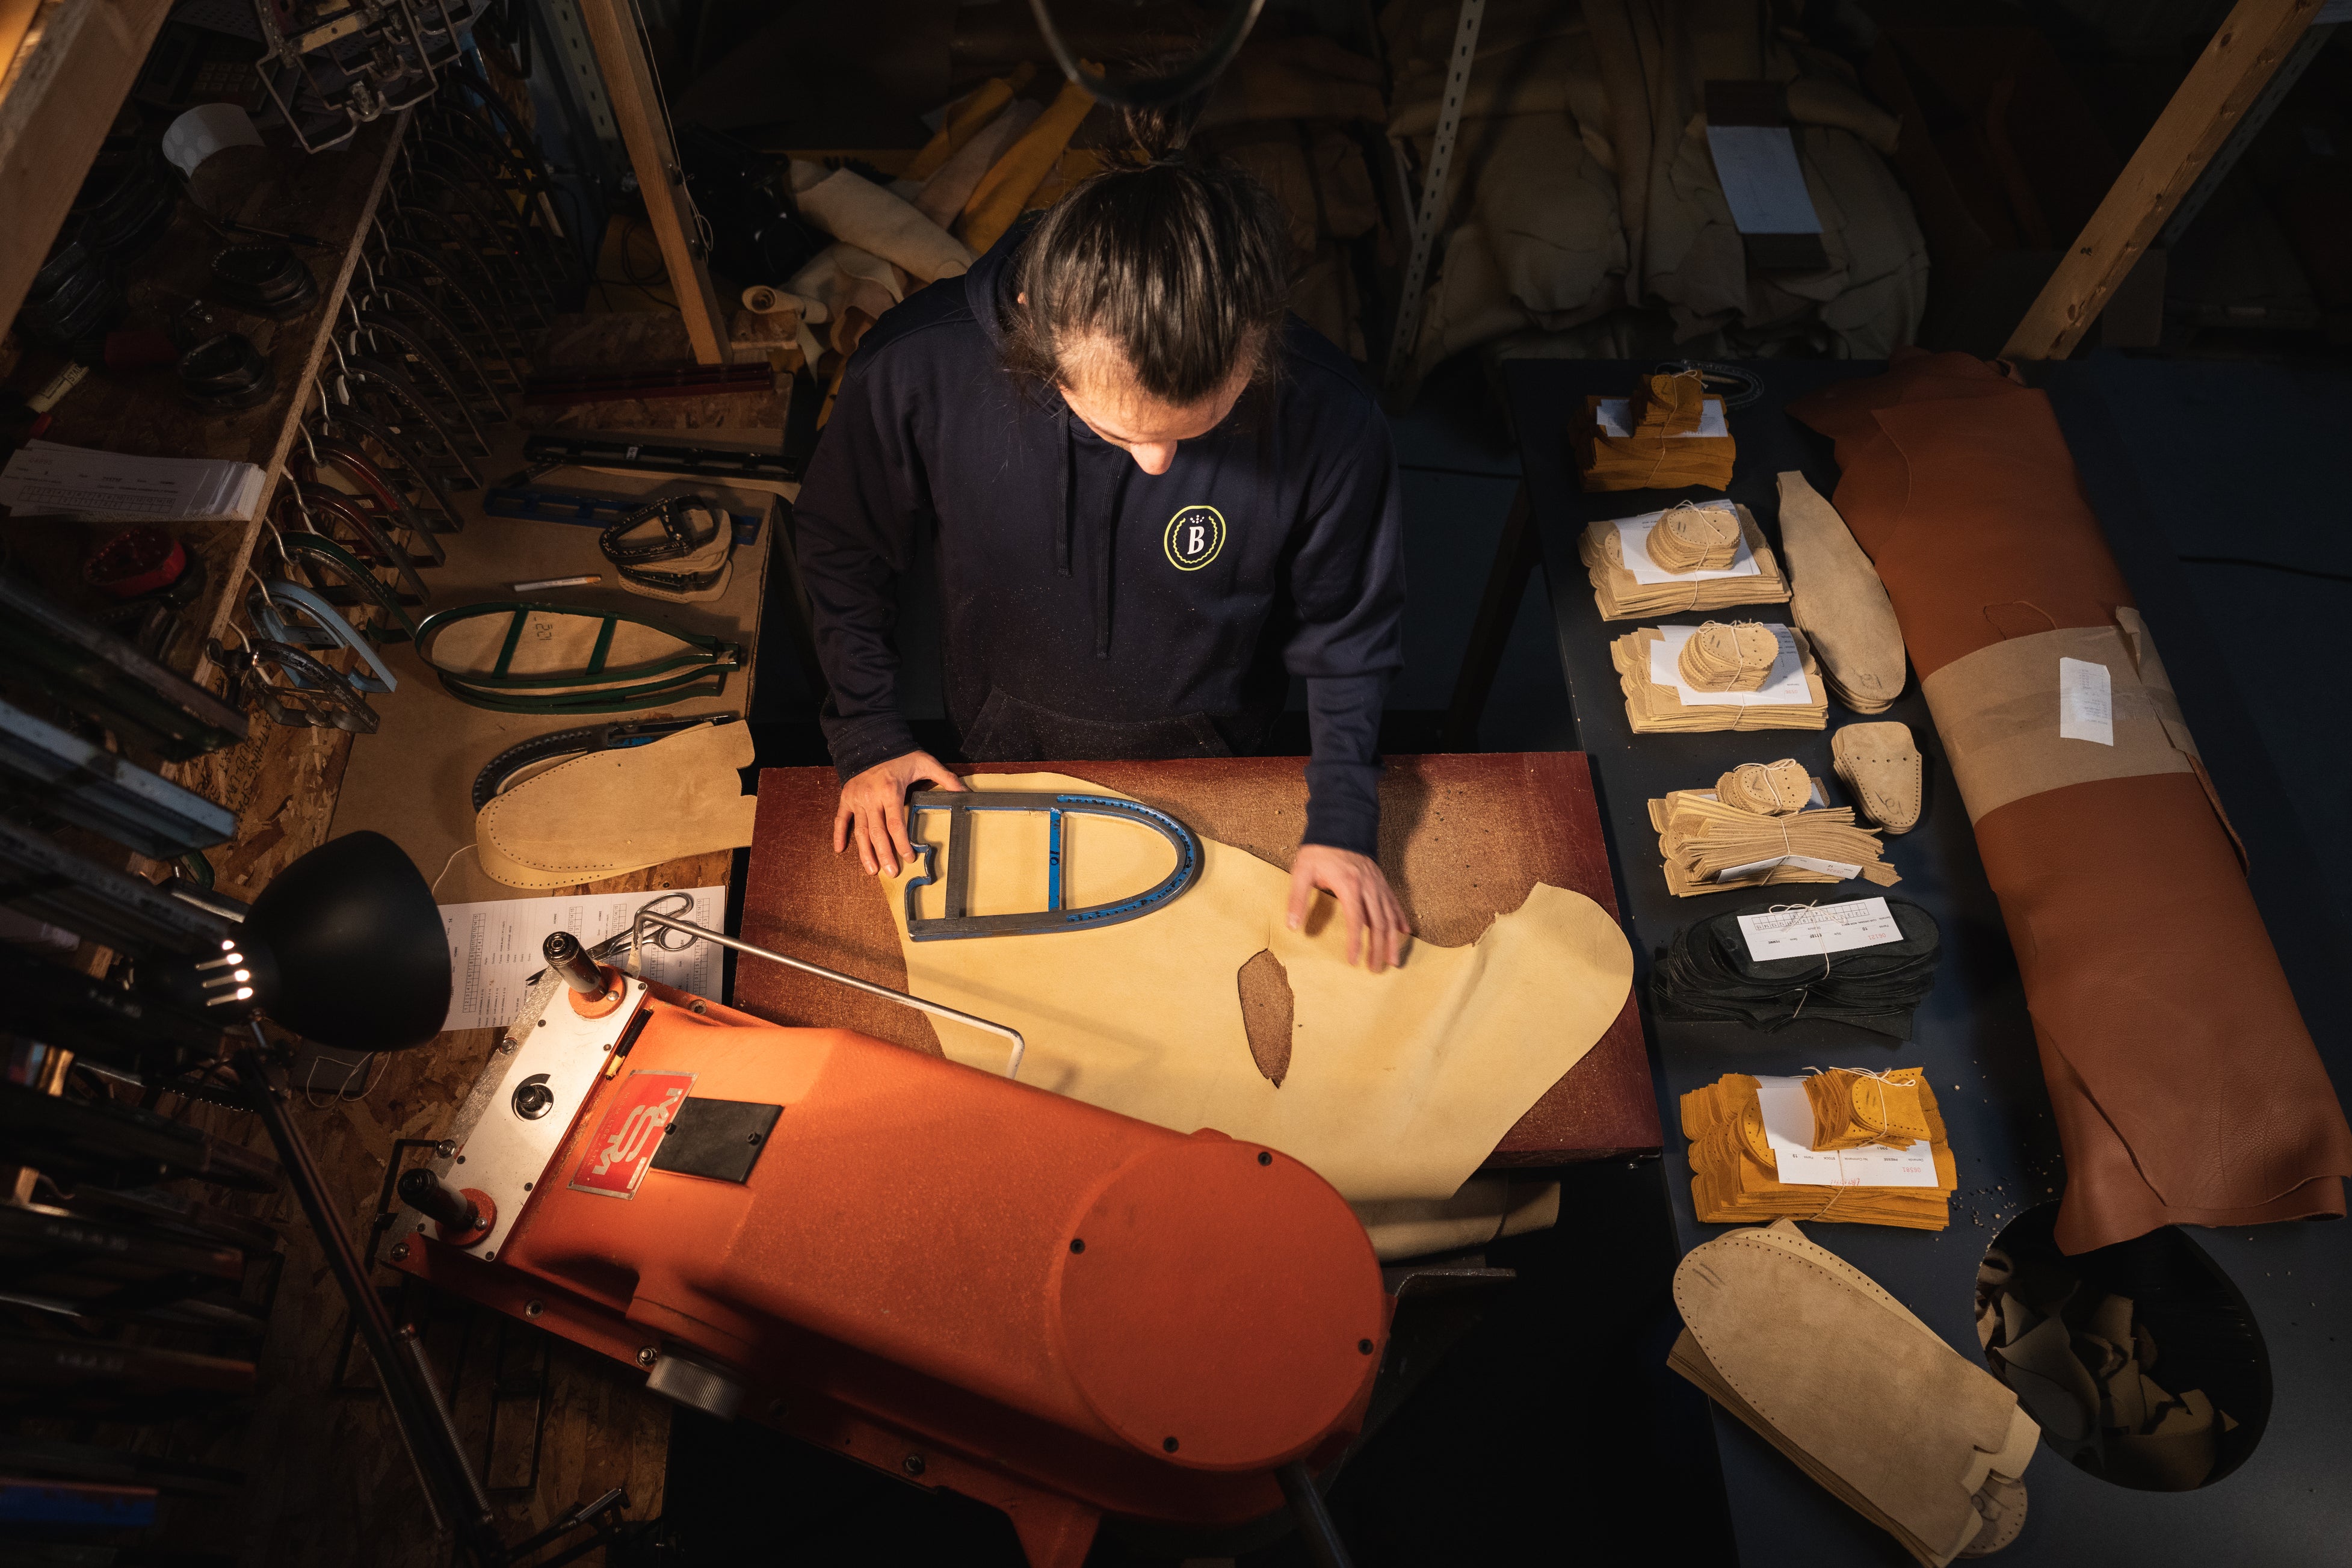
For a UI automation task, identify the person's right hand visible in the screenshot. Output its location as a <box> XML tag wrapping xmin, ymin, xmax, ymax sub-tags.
<box><xmin>833</xmin><ymin>750</ymin><xmax>966</xmax><ymax>876</ymax></box>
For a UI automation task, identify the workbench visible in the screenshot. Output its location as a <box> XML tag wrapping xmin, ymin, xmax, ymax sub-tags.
<box><xmin>1474</xmin><ymin>359</ymin><xmax>2352</xmax><ymax>1565</ymax></box>
<box><xmin>733</xmin><ymin>754</ymin><xmax>1662</xmax><ymax>1167</ymax></box>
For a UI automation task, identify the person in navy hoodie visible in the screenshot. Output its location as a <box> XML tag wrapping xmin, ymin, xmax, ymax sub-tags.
<box><xmin>794</xmin><ymin>109</ymin><xmax>1410</xmax><ymax>970</ymax></box>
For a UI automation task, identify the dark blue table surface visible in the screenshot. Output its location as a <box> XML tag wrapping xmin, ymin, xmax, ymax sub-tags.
<box><xmin>1501</xmin><ymin>357</ymin><xmax>2352</xmax><ymax>1568</ymax></box>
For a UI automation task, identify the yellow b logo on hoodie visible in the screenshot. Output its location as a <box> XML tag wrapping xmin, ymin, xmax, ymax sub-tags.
<box><xmin>1163</xmin><ymin>504</ymin><xmax>1226</xmax><ymax>571</ymax></box>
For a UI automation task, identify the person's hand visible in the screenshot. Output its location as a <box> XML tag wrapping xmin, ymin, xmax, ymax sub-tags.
<box><xmin>833</xmin><ymin>750</ymin><xmax>967</xmax><ymax>875</ymax></box>
<box><xmin>1287</xmin><ymin>844</ymin><xmax>1411</xmax><ymax>972</ymax></box>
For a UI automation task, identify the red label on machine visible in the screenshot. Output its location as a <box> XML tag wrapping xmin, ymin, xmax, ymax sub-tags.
<box><xmin>568</xmin><ymin>1070</ymin><xmax>695</xmax><ymax>1199</ymax></box>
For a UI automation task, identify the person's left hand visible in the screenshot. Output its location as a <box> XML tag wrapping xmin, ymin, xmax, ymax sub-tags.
<box><xmin>1287</xmin><ymin>844</ymin><xmax>1412</xmax><ymax>973</ymax></box>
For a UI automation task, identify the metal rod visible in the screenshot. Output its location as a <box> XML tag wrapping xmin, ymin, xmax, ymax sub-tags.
<box><xmin>626</xmin><ymin>910</ymin><xmax>1026</xmax><ymax>1081</ymax></box>
<box><xmin>1277</xmin><ymin>1461</ymin><xmax>1355</xmax><ymax>1568</ymax></box>
<box><xmin>236</xmin><ymin>1028</ymin><xmax>505</xmax><ymax>1564</ymax></box>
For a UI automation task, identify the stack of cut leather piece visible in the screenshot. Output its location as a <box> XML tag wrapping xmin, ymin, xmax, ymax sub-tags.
<box><xmin>1650</xmin><ymin>895</ymin><xmax>1940</xmax><ymax>1037</ymax></box>
<box><xmin>1715</xmin><ymin>757</ymin><xmax>1818</xmax><ymax>814</ymax></box>
<box><xmin>1681</xmin><ymin>1073</ymin><xmax>1958</xmax><ymax>1230</ymax></box>
<box><xmin>1673</xmin><ymin>1221</ymin><xmax>2034</xmax><ymax>1564</ymax></box>
<box><xmin>1791</xmin><ymin>351</ymin><xmax>2352</xmax><ymax>1252</ymax></box>
<box><xmin>1574</xmin><ymin>369</ymin><xmax>1737</xmax><ymax>491</ymax></box>
<box><xmin>1647</xmin><ymin>788</ymin><xmax>1896</xmax><ymax>897</ymax></box>
<box><xmin>1576</xmin><ymin>499</ymin><xmax>1791</xmax><ymax>620</ymax></box>
<box><xmin>1611</xmin><ymin>624</ymin><xmax>1827</xmax><ymax>733</ymax></box>
<box><xmin>1807</xmin><ymin>1067</ymin><xmax>1930</xmax><ymax>1150</ymax></box>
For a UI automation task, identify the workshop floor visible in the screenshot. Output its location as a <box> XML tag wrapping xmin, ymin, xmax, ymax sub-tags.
<box><xmin>719</xmin><ymin>351</ymin><xmax>2352</xmax><ymax>1566</ymax></box>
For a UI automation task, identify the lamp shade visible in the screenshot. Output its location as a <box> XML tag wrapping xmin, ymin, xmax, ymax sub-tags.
<box><xmin>246</xmin><ymin>831</ymin><xmax>448</xmax><ymax>1052</ymax></box>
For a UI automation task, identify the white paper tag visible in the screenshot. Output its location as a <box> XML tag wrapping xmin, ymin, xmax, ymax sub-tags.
<box><xmin>1593</xmin><ymin>398</ymin><xmax>1732</xmax><ymax>440</ymax></box>
<box><xmin>0</xmin><ymin>441</ymin><xmax>265</xmax><ymax>521</ymax></box>
<box><xmin>1714</xmin><ymin>853</ymin><xmax>1864</xmax><ymax>884</ymax></box>
<box><xmin>1736</xmin><ymin>897</ymin><xmax>1902</xmax><ymax>961</ymax></box>
<box><xmin>1754</xmin><ymin>1076</ymin><xmax>1939</xmax><ymax>1188</ymax></box>
<box><xmin>2058</xmin><ymin>656</ymin><xmax>2115</xmax><ymax>746</ymax></box>
<box><xmin>1705</xmin><ymin>125</ymin><xmax>1823</xmax><ymax>235</ymax></box>
<box><xmin>1611</xmin><ymin>500</ymin><xmax>1761</xmax><ymax>585</ymax></box>
<box><xmin>437</xmin><ymin>886</ymin><xmax>728</xmax><ymax>1032</ymax></box>
<box><xmin>1648</xmin><ymin>623</ymin><xmax>1812</xmax><ymax>708</ymax></box>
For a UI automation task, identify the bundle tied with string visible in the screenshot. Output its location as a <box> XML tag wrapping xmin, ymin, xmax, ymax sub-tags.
<box><xmin>1647</xmin><ymin>788</ymin><xmax>1897</xmax><ymax>897</ymax></box>
<box><xmin>1575</xmin><ymin>502</ymin><xmax>1791</xmax><ymax>621</ymax></box>
<box><xmin>1678</xmin><ymin>621</ymin><xmax>1779</xmax><ymax>692</ymax></box>
<box><xmin>1611</xmin><ymin>625</ymin><xmax>1827</xmax><ymax>733</ymax></box>
<box><xmin>1806</xmin><ymin>1066</ymin><xmax>1930</xmax><ymax>1151</ymax></box>
<box><xmin>1573</xmin><ymin>368</ymin><xmax>1738</xmax><ymax>492</ymax></box>
<box><xmin>1681</xmin><ymin>1071</ymin><xmax>1959</xmax><ymax>1230</ymax></box>
<box><xmin>1651</xmin><ymin>895</ymin><xmax>1941</xmax><ymax>1037</ymax></box>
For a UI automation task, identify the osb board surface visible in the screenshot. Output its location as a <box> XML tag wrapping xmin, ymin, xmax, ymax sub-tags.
<box><xmin>736</xmin><ymin>753</ymin><xmax>1661</xmax><ymax>1161</ymax></box>
<box><xmin>326</xmin><ymin>424</ymin><xmax>769</xmax><ymax>906</ymax></box>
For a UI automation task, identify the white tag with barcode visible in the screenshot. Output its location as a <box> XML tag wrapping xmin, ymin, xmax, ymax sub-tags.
<box><xmin>1736</xmin><ymin>897</ymin><xmax>1902</xmax><ymax>963</ymax></box>
<box><xmin>2059</xmin><ymin>656</ymin><xmax>2114</xmax><ymax>745</ymax></box>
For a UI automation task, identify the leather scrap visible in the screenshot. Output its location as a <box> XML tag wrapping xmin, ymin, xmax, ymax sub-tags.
<box><xmin>473</xmin><ymin>718</ymin><xmax>756</xmax><ymax>889</ymax></box>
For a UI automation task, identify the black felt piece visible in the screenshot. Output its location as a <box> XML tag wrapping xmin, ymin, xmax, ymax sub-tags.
<box><xmin>648</xmin><ymin>1098</ymin><xmax>782</xmax><ymax>1184</ymax></box>
<box><xmin>1650</xmin><ymin>895</ymin><xmax>1940</xmax><ymax>1037</ymax></box>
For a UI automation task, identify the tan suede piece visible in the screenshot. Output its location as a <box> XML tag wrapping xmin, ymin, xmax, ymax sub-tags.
<box><xmin>1834</xmin><ymin>721</ymin><xmax>1924</xmax><ymax>835</ymax></box>
<box><xmin>1672</xmin><ymin>1220</ymin><xmax>2036</xmax><ymax>1566</ymax></box>
<box><xmin>474</xmin><ymin>720</ymin><xmax>758</xmax><ymax>889</ymax></box>
<box><xmin>1778</xmin><ymin>471</ymin><xmax>1907</xmax><ymax>712</ymax></box>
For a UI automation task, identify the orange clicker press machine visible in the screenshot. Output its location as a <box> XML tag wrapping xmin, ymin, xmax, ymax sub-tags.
<box><xmin>382</xmin><ymin>863</ymin><xmax>1398</xmax><ymax>1567</ymax></box>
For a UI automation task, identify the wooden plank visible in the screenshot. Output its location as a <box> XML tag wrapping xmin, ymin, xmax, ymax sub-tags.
<box><xmin>571</xmin><ymin>0</ymin><xmax>727</xmax><ymax>365</ymax></box>
<box><xmin>2002</xmin><ymin>0</ymin><xmax>2323</xmax><ymax>359</ymax></box>
<box><xmin>0</xmin><ymin>0</ymin><xmax>175</xmax><ymax>332</ymax></box>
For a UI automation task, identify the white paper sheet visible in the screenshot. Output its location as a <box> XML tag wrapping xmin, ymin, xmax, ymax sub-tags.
<box><xmin>2058</xmin><ymin>656</ymin><xmax>2115</xmax><ymax>746</ymax></box>
<box><xmin>0</xmin><ymin>442</ymin><xmax>265</xmax><ymax>521</ymax></box>
<box><xmin>1714</xmin><ymin>853</ymin><xmax>1863</xmax><ymax>884</ymax></box>
<box><xmin>1754</xmin><ymin>1075</ymin><xmax>1939</xmax><ymax>1188</ymax></box>
<box><xmin>1593</xmin><ymin>398</ymin><xmax>1731</xmax><ymax>439</ymax></box>
<box><xmin>1610</xmin><ymin>500</ymin><xmax>1760</xmax><ymax>585</ymax></box>
<box><xmin>1647</xmin><ymin>623</ymin><xmax>1811</xmax><ymax>708</ymax></box>
<box><xmin>1736</xmin><ymin>897</ymin><xmax>1903</xmax><ymax>961</ymax></box>
<box><xmin>439</xmin><ymin>886</ymin><xmax>727</xmax><ymax>1032</ymax></box>
<box><xmin>1705</xmin><ymin>125</ymin><xmax>1823</xmax><ymax>235</ymax></box>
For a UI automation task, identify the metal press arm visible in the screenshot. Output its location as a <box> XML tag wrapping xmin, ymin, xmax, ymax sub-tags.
<box><xmin>625</xmin><ymin>908</ymin><xmax>1027</xmax><ymax>1081</ymax></box>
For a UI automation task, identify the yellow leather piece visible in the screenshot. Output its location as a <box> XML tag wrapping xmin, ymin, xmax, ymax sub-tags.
<box><xmin>474</xmin><ymin>720</ymin><xmax>756</xmax><ymax>889</ymax></box>
<box><xmin>881</xmin><ymin>773</ymin><xmax>1634</xmax><ymax>1203</ymax></box>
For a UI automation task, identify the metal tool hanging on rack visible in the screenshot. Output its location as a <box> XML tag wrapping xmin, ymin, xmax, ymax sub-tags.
<box><xmin>902</xmin><ymin>791</ymin><xmax>1204</xmax><ymax>940</ymax></box>
<box><xmin>252</xmin><ymin>0</ymin><xmax>480</xmax><ymax>153</ymax></box>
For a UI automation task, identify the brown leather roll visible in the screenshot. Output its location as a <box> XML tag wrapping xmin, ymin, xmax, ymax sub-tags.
<box><xmin>1790</xmin><ymin>351</ymin><xmax>2352</xmax><ymax>1253</ymax></box>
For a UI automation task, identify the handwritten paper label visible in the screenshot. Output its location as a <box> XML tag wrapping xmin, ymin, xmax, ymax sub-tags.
<box><xmin>1754</xmin><ymin>1076</ymin><xmax>1938</xmax><ymax>1188</ymax></box>
<box><xmin>1736</xmin><ymin>897</ymin><xmax>1902</xmax><ymax>963</ymax></box>
<box><xmin>2059</xmin><ymin>656</ymin><xmax>2114</xmax><ymax>746</ymax></box>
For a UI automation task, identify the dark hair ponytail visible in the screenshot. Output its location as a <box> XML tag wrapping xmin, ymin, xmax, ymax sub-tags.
<box><xmin>1002</xmin><ymin>99</ymin><xmax>1290</xmax><ymax>407</ymax></box>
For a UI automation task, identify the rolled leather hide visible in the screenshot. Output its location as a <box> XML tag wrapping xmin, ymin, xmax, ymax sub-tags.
<box><xmin>1790</xmin><ymin>351</ymin><xmax>2352</xmax><ymax>1253</ymax></box>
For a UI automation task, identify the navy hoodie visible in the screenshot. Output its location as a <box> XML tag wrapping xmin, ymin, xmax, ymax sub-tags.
<box><xmin>792</xmin><ymin>222</ymin><xmax>1406</xmax><ymax>855</ymax></box>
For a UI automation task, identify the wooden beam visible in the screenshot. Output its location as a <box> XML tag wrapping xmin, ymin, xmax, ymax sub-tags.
<box><xmin>0</xmin><ymin>0</ymin><xmax>176</xmax><ymax>332</ymax></box>
<box><xmin>2003</xmin><ymin>0</ymin><xmax>2322</xmax><ymax>360</ymax></box>
<box><xmin>572</xmin><ymin>0</ymin><xmax>728</xmax><ymax>365</ymax></box>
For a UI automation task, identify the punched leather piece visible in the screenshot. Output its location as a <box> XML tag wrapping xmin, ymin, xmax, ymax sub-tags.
<box><xmin>1833</xmin><ymin>721</ymin><xmax>1923</xmax><ymax>835</ymax></box>
<box><xmin>473</xmin><ymin>718</ymin><xmax>756</xmax><ymax>887</ymax></box>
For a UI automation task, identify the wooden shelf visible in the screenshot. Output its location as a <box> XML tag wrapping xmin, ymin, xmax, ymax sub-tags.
<box><xmin>2</xmin><ymin>111</ymin><xmax>409</xmax><ymax>684</ymax></box>
<box><xmin>0</xmin><ymin>0</ymin><xmax>176</xmax><ymax>332</ymax></box>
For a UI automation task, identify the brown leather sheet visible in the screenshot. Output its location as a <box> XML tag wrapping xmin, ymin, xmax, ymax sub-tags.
<box><xmin>1791</xmin><ymin>352</ymin><xmax>2352</xmax><ymax>1253</ymax></box>
<box><xmin>735</xmin><ymin>752</ymin><xmax>1660</xmax><ymax>1164</ymax></box>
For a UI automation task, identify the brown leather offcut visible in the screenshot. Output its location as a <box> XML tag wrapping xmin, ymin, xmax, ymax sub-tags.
<box><xmin>1790</xmin><ymin>352</ymin><xmax>2352</xmax><ymax>1253</ymax></box>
